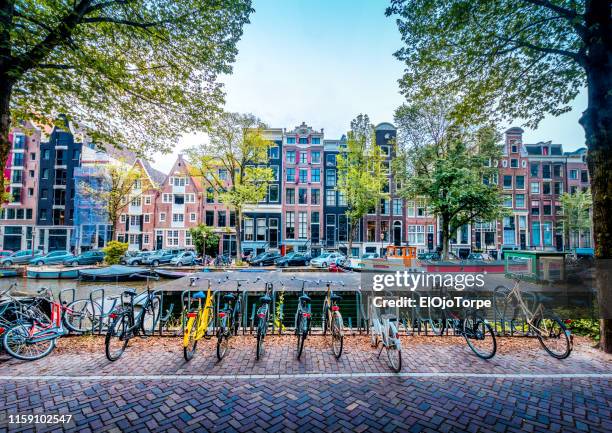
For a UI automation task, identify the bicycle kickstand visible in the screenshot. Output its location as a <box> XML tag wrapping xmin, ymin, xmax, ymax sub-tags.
<box><xmin>377</xmin><ymin>341</ymin><xmax>384</xmax><ymax>359</ymax></box>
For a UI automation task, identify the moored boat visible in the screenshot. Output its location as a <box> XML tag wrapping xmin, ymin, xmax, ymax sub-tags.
<box><xmin>0</xmin><ymin>267</ymin><xmax>20</xmax><ymax>278</ymax></box>
<box><xmin>26</xmin><ymin>266</ymin><xmax>80</xmax><ymax>279</ymax></box>
<box><xmin>78</xmin><ymin>265</ymin><xmax>156</xmax><ymax>281</ymax></box>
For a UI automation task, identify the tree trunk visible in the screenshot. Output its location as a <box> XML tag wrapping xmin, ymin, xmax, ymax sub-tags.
<box><xmin>579</xmin><ymin>4</ymin><xmax>612</xmax><ymax>352</ymax></box>
<box><xmin>440</xmin><ymin>215</ymin><xmax>450</xmax><ymax>260</ymax></box>
<box><xmin>0</xmin><ymin>79</ymin><xmax>12</xmax><ymax>198</ymax></box>
<box><xmin>348</xmin><ymin>220</ymin><xmax>356</xmax><ymax>257</ymax></box>
<box><xmin>235</xmin><ymin>208</ymin><xmax>242</xmax><ymax>264</ymax></box>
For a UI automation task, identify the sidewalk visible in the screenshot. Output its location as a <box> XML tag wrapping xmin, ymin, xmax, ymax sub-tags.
<box><xmin>1</xmin><ymin>335</ymin><xmax>610</xmax><ymax>432</ymax></box>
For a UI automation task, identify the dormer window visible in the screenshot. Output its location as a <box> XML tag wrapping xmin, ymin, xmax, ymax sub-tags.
<box><xmin>511</xmin><ymin>145</ymin><xmax>518</xmax><ymax>153</ymax></box>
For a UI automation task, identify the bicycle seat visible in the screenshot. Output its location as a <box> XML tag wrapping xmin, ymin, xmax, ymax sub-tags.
<box><xmin>259</xmin><ymin>295</ymin><xmax>272</xmax><ymax>304</ymax></box>
<box><xmin>331</xmin><ymin>293</ymin><xmax>342</xmax><ymax>302</ymax></box>
<box><xmin>223</xmin><ymin>293</ymin><xmax>235</xmax><ymax>302</ymax></box>
<box><xmin>123</xmin><ymin>289</ymin><xmax>137</xmax><ymax>297</ymax></box>
<box><xmin>192</xmin><ymin>291</ymin><xmax>206</xmax><ymax>300</ymax></box>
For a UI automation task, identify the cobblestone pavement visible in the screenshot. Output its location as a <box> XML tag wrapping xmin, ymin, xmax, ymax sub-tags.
<box><xmin>0</xmin><ymin>336</ymin><xmax>610</xmax><ymax>432</ymax></box>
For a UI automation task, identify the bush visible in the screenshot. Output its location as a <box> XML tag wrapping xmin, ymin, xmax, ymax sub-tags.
<box><xmin>103</xmin><ymin>241</ymin><xmax>128</xmax><ymax>265</ymax></box>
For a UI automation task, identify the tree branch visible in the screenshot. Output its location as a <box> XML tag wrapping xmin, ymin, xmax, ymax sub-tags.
<box><xmin>82</xmin><ymin>16</ymin><xmax>162</xmax><ymax>29</ymax></box>
<box><xmin>521</xmin><ymin>0</ymin><xmax>588</xmax><ymax>39</ymax></box>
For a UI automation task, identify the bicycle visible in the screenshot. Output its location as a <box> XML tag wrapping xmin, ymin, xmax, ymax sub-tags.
<box><xmin>2</xmin><ymin>288</ymin><xmax>71</xmax><ymax>361</ymax></box>
<box><xmin>369</xmin><ymin>302</ymin><xmax>402</xmax><ymax>372</ymax></box>
<box><xmin>183</xmin><ymin>276</ymin><xmax>217</xmax><ymax>361</ymax></box>
<box><xmin>292</xmin><ymin>277</ymin><xmax>317</xmax><ymax>359</ymax></box>
<box><xmin>493</xmin><ymin>277</ymin><xmax>572</xmax><ymax>359</ymax></box>
<box><xmin>216</xmin><ymin>277</ymin><xmax>247</xmax><ymax>360</ymax></box>
<box><xmin>253</xmin><ymin>277</ymin><xmax>279</xmax><ymax>360</ymax></box>
<box><xmin>105</xmin><ymin>275</ymin><xmax>161</xmax><ymax>361</ymax></box>
<box><xmin>62</xmin><ymin>290</ymin><xmax>122</xmax><ymax>334</ymax></box>
<box><xmin>321</xmin><ymin>280</ymin><xmax>345</xmax><ymax>359</ymax></box>
<box><xmin>445</xmin><ymin>309</ymin><xmax>497</xmax><ymax>360</ymax></box>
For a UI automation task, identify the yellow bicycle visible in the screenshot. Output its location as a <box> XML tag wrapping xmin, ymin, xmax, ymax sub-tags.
<box><xmin>183</xmin><ymin>276</ymin><xmax>216</xmax><ymax>361</ymax></box>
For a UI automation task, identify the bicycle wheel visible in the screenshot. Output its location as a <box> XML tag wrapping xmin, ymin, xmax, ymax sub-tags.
<box><xmin>2</xmin><ymin>323</ymin><xmax>56</xmax><ymax>361</ymax></box>
<box><xmin>141</xmin><ymin>296</ymin><xmax>161</xmax><ymax>336</ymax></box>
<box><xmin>216</xmin><ymin>328</ymin><xmax>229</xmax><ymax>360</ymax></box>
<box><xmin>386</xmin><ymin>324</ymin><xmax>402</xmax><ymax>373</ymax></box>
<box><xmin>183</xmin><ymin>315</ymin><xmax>198</xmax><ymax>361</ymax></box>
<box><xmin>463</xmin><ymin>317</ymin><xmax>497</xmax><ymax>360</ymax></box>
<box><xmin>331</xmin><ymin>314</ymin><xmax>343</xmax><ymax>359</ymax></box>
<box><xmin>534</xmin><ymin>316</ymin><xmax>571</xmax><ymax>359</ymax></box>
<box><xmin>64</xmin><ymin>299</ymin><xmax>98</xmax><ymax>333</ymax></box>
<box><xmin>256</xmin><ymin>321</ymin><xmax>265</xmax><ymax>361</ymax></box>
<box><xmin>105</xmin><ymin>312</ymin><xmax>131</xmax><ymax>361</ymax></box>
<box><xmin>296</xmin><ymin>315</ymin><xmax>307</xmax><ymax>360</ymax></box>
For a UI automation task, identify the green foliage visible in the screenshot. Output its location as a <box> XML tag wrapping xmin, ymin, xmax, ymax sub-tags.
<box><xmin>188</xmin><ymin>112</ymin><xmax>274</xmax><ymax>262</ymax></box>
<box><xmin>0</xmin><ymin>0</ymin><xmax>254</xmax><ymax>193</ymax></box>
<box><xmin>189</xmin><ymin>224</ymin><xmax>220</xmax><ymax>257</ymax></box>
<box><xmin>394</xmin><ymin>98</ymin><xmax>505</xmax><ymax>258</ymax></box>
<box><xmin>336</xmin><ymin>114</ymin><xmax>387</xmax><ymax>249</ymax></box>
<box><xmin>385</xmin><ymin>0</ymin><xmax>587</xmax><ymax>128</ymax></box>
<box><xmin>102</xmin><ymin>241</ymin><xmax>128</xmax><ymax>265</ymax></box>
<box><xmin>561</xmin><ymin>189</ymin><xmax>592</xmax><ymax>249</ymax></box>
<box><xmin>273</xmin><ymin>290</ymin><xmax>286</xmax><ymax>332</ymax></box>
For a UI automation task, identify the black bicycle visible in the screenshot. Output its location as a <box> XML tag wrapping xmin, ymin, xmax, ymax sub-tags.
<box><xmin>105</xmin><ymin>276</ymin><xmax>161</xmax><ymax>361</ymax></box>
<box><xmin>216</xmin><ymin>278</ymin><xmax>247</xmax><ymax>360</ymax></box>
<box><xmin>292</xmin><ymin>277</ymin><xmax>317</xmax><ymax>359</ymax></box>
<box><xmin>444</xmin><ymin>309</ymin><xmax>497</xmax><ymax>359</ymax></box>
<box><xmin>254</xmin><ymin>278</ymin><xmax>278</xmax><ymax>360</ymax></box>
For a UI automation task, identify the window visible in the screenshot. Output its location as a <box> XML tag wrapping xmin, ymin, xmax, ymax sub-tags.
<box><xmin>311</xmin><ymin>189</ymin><xmax>320</xmax><ymax>205</ymax></box>
<box><xmin>326</xmin><ymin>170</ymin><xmax>336</xmax><ymax>186</ymax></box>
<box><xmin>11</xmin><ymin>154</ymin><xmax>23</xmax><ymax>167</ymax></box>
<box><xmin>408</xmin><ymin>225</ymin><xmax>425</xmax><ymax>245</ymax></box>
<box><xmin>367</xmin><ymin>221</ymin><xmax>376</xmax><ymax>242</ymax></box>
<box><xmin>230</xmin><ymin>211</ymin><xmax>236</xmax><ymax>227</ymax></box>
<box><xmin>190</xmin><ymin>213</ymin><xmax>196</xmax><ymax>222</ymax></box>
<box><xmin>581</xmin><ymin>170</ymin><xmax>588</xmax><ymax>182</ymax></box>
<box><xmin>416</xmin><ymin>199</ymin><xmax>427</xmax><ymax>217</ymax></box>
<box><xmin>569</xmin><ymin>169</ymin><xmax>578</xmax><ymax>179</ymax></box>
<box><xmin>503</xmin><ymin>195</ymin><xmax>513</xmax><ymax>207</ymax></box>
<box><xmin>298</xmin><ymin>188</ymin><xmax>307</xmax><ymax>204</ymax></box>
<box><xmin>172</xmin><ymin>213</ymin><xmax>184</xmax><ymax>223</ymax></box>
<box><xmin>543</xmin><ymin>202</ymin><xmax>552</xmax><ymax>215</ymax></box>
<box><xmin>286</xmin><ymin>188</ymin><xmax>295</xmax><ymax>204</ymax></box>
<box><xmin>406</xmin><ymin>201</ymin><xmax>415</xmax><ymax>217</ymax></box>
<box><xmin>206</xmin><ymin>188</ymin><xmax>214</xmax><ymax>203</ymax></box>
<box><xmin>120</xmin><ymin>214</ymin><xmax>127</xmax><ymax>223</ymax></box>
<box><xmin>160</xmin><ymin>212</ymin><xmax>166</xmax><ymax>222</ymax></box>
<box><xmin>163</xmin><ymin>193</ymin><xmax>171</xmax><ymax>203</ymax></box>
<box><xmin>286</xmin><ymin>211</ymin><xmax>295</xmax><ymax>238</ymax></box>
<box><xmin>144</xmin><ymin>196</ymin><xmax>152</xmax><ymax>205</ymax></box>
<box><xmin>393</xmin><ymin>199</ymin><xmax>402</xmax><ymax>215</ymax></box>
<box><xmin>326</xmin><ymin>190</ymin><xmax>336</xmax><ymax>206</ymax></box>
<box><xmin>143</xmin><ymin>234</ymin><xmax>149</xmax><ymax>244</ymax></box>
<box><xmin>338</xmin><ymin>191</ymin><xmax>347</xmax><ymax>206</ymax></box>
<box><xmin>326</xmin><ymin>154</ymin><xmax>336</xmax><ymax>166</ymax></box>
<box><xmin>256</xmin><ymin>219</ymin><xmax>266</xmax><ymax>241</ymax></box>
<box><xmin>43</xmin><ymin>149</ymin><xmax>50</xmax><ymax>159</ymax></box>
<box><xmin>131</xmin><ymin>197</ymin><xmax>141</xmax><ymax>206</ymax></box>
<box><xmin>167</xmin><ymin>230</ymin><xmax>179</xmax><ymax>246</ymax></box>
<box><xmin>299</xmin><ymin>137</ymin><xmax>308</xmax><ymax>144</ymax></box>
<box><xmin>510</xmin><ymin>159</ymin><xmax>518</xmax><ymax>168</ymax></box>
<box><xmin>271</xmin><ymin>165</ymin><xmax>279</xmax><ymax>181</ymax></box>
<box><xmin>530</xmin><ymin>182</ymin><xmax>540</xmax><ymax>194</ymax></box>
<box><xmin>530</xmin><ymin>163</ymin><xmax>539</xmax><ymax>177</ymax></box>
<box><xmin>144</xmin><ymin>214</ymin><xmax>150</xmax><ymax>223</ymax></box>
<box><xmin>503</xmin><ymin>175</ymin><xmax>512</xmax><ymax>189</ymax></box>
<box><xmin>42</xmin><ymin>168</ymin><xmax>49</xmax><ymax>179</ymax></box>
<box><xmin>311</xmin><ymin>168</ymin><xmax>320</xmax><ymax>183</ymax></box>
<box><xmin>300</xmin><ymin>152</ymin><xmax>307</xmax><ymax>164</ymax></box>
<box><xmin>543</xmin><ymin>221</ymin><xmax>553</xmax><ymax>246</ymax></box>
<box><xmin>531</xmin><ymin>201</ymin><xmax>540</xmax><ymax>216</ymax></box>
<box><xmin>554</xmin><ymin>182</ymin><xmax>562</xmax><ymax>195</ymax></box>
<box><xmin>286</xmin><ymin>150</ymin><xmax>296</xmax><ymax>164</ymax></box>
<box><xmin>244</xmin><ymin>218</ymin><xmax>254</xmax><ymax>241</ymax></box>
<box><xmin>286</xmin><ymin>168</ymin><xmax>295</xmax><ymax>182</ymax></box>
<box><xmin>287</xmin><ymin>137</ymin><xmax>296</xmax><ymax>144</ymax></box>
<box><xmin>29</xmin><ymin>169</ymin><xmax>34</xmax><ymax>178</ymax></box>
<box><xmin>511</xmin><ymin>144</ymin><xmax>518</xmax><ymax>153</ymax></box>
<box><xmin>40</xmin><ymin>209</ymin><xmax>47</xmax><ymax>220</ymax></box>
<box><xmin>542</xmin><ymin>164</ymin><xmax>551</xmax><ymax>179</ymax></box>
<box><xmin>269</xmin><ymin>146</ymin><xmax>279</xmax><ymax>159</ymax></box>
<box><xmin>311</xmin><ymin>151</ymin><xmax>321</xmax><ymax>163</ymax></box>
<box><xmin>380</xmin><ymin>199</ymin><xmax>389</xmax><ymax>215</ymax></box>
<box><xmin>218</xmin><ymin>211</ymin><xmax>226</xmax><ymax>227</ymax></box>
<box><xmin>205</xmin><ymin>211</ymin><xmax>214</xmax><ymax>226</ymax></box>
<box><xmin>515</xmin><ymin>194</ymin><xmax>525</xmax><ymax>208</ymax></box>
<box><xmin>312</xmin><ymin>138</ymin><xmax>320</xmax><ymax>145</ymax></box>
<box><xmin>553</xmin><ymin>165</ymin><xmax>561</xmax><ymax>177</ymax></box>
<box><xmin>543</xmin><ymin>182</ymin><xmax>551</xmax><ymax>195</ymax></box>
<box><xmin>299</xmin><ymin>169</ymin><xmax>308</xmax><ymax>183</ymax></box>
<box><xmin>269</xmin><ymin>184</ymin><xmax>279</xmax><ymax>202</ymax></box>
<box><xmin>516</xmin><ymin>175</ymin><xmax>525</xmax><ymax>189</ymax></box>
<box><xmin>298</xmin><ymin>212</ymin><xmax>307</xmax><ymax>239</ymax></box>
<box><xmin>170</xmin><ymin>177</ymin><xmax>188</xmax><ymax>187</ymax></box>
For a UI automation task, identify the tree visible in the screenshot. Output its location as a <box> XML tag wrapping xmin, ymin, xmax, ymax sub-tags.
<box><xmin>561</xmin><ymin>189</ymin><xmax>593</xmax><ymax>250</ymax></box>
<box><xmin>386</xmin><ymin>0</ymin><xmax>612</xmax><ymax>351</ymax></box>
<box><xmin>394</xmin><ymin>99</ymin><xmax>505</xmax><ymax>259</ymax></box>
<box><xmin>188</xmin><ymin>112</ymin><xmax>274</xmax><ymax>264</ymax></box>
<box><xmin>0</xmin><ymin>0</ymin><xmax>254</xmax><ymax>195</ymax></box>
<box><xmin>189</xmin><ymin>224</ymin><xmax>220</xmax><ymax>257</ymax></box>
<box><xmin>336</xmin><ymin>114</ymin><xmax>387</xmax><ymax>255</ymax></box>
<box><xmin>102</xmin><ymin>240</ymin><xmax>128</xmax><ymax>265</ymax></box>
<box><xmin>78</xmin><ymin>161</ymin><xmax>145</xmax><ymax>241</ymax></box>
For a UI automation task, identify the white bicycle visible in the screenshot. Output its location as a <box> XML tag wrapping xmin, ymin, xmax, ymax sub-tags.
<box><xmin>369</xmin><ymin>303</ymin><xmax>402</xmax><ymax>372</ymax></box>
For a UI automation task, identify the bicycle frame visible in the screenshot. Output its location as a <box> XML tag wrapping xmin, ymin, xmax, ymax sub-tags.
<box><xmin>504</xmin><ymin>280</ymin><xmax>546</xmax><ymax>330</ymax></box>
<box><xmin>183</xmin><ymin>279</ymin><xmax>215</xmax><ymax>345</ymax></box>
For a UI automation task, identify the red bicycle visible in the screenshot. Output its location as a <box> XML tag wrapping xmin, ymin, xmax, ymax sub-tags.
<box><xmin>2</xmin><ymin>288</ymin><xmax>71</xmax><ymax>361</ymax></box>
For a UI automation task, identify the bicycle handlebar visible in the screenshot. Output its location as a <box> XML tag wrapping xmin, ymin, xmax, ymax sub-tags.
<box><xmin>290</xmin><ymin>276</ymin><xmax>322</xmax><ymax>285</ymax></box>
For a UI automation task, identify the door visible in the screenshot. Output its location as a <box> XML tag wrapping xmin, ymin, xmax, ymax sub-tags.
<box><xmin>156</xmin><ymin>234</ymin><xmax>163</xmax><ymax>250</ymax></box>
<box><xmin>269</xmin><ymin>218</ymin><xmax>279</xmax><ymax>249</ymax></box>
<box><xmin>393</xmin><ymin>222</ymin><xmax>402</xmax><ymax>246</ymax></box>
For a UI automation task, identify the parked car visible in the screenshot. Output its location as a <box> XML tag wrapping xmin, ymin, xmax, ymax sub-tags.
<box><xmin>310</xmin><ymin>252</ymin><xmax>345</xmax><ymax>268</ymax></box>
<box><xmin>418</xmin><ymin>252</ymin><xmax>440</xmax><ymax>261</ymax></box>
<box><xmin>119</xmin><ymin>250</ymin><xmax>141</xmax><ymax>264</ymax></box>
<box><xmin>30</xmin><ymin>250</ymin><xmax>73</xmax><ymax>266</ymax></box>
<box><xmin>467</xmin><ymin>252</ymin><xmax>492</xmax><ymax>261</ymax></box>
<box><xmin>362</xmin><ymin>253</ymin><xmax>379</xmax><ymax>259</ymax></box>
<box><xmin>63</xmin><ymin>250</ymin><xmax>105</xmax><ymax>266</ymax></box>
<box><xmin>122</xmin><ymin>251</ymin><xmax>156</xmax><ymax>266</ymax></box>
<box><xmin>0</xmin><ymin>249</ymin><xmax>44</xmax><ymax>265</ymax></box>
<box><xmin>171</xmin><ymin>251</ymin><xmax>197</xmax><ymax>266</ymax></box>
<box><xmin>249</xmin><ymin>251</ymin><xmax>282</xmax><ymax>267</ymax></box>
<box><xmin>274</xmin><ymin>252</ymin><xmax>310</xmax><ymax>267</ymax></box>
<box><xmin>0</xmin><ymin>250</ymin><xmax>13</xmax><ymax>258</ymax></box>
<box><xmin>142</xmin><ymin>249</ymin><xmax>181</xmax><ymax>266</ymax></box>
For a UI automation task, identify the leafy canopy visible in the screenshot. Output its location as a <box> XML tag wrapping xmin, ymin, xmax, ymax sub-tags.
<box><xmin>3</xmin><ymin>0</ymin><xmax>254</xmax><ymax>154</ymax></box>
<box><xmin>189</xmin><ymin>224</ymin><xmax>220</xmax><ymax>257</ymax></box>
<box><xmin>561</xmin><ymin>189</ymin><xmax>592</xmax><ymax>234</ymax></box>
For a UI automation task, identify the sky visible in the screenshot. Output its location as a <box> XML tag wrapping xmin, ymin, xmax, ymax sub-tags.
<box><xmin>152</xmin><ymin>0</ymin><xmax>588</xmax><ymax>173</ymax></box>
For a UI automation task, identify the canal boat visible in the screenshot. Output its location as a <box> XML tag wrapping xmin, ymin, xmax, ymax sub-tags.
<box><xmin>350</xmin><ymin>246</ymin><xmax>422</xmax><ymax>272</ymax></box>
<box><xmin>26</xmin><ymin>267</ymin><xmax>80</xmax><ymax>279</ymax></box>
<box><xmin>154</xmin><ymin>269</ymin><xmax>195</xmax><ymax>279</ymax></box>
<box><xmin>78</xmin><ymin>265</ymin><xmax>156</xmax><ymax>281</ymax></box>
<box><xmin>0</xmin><ymin>267</ymin><xmax>20</xmax><ymax>278</ymax></box>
